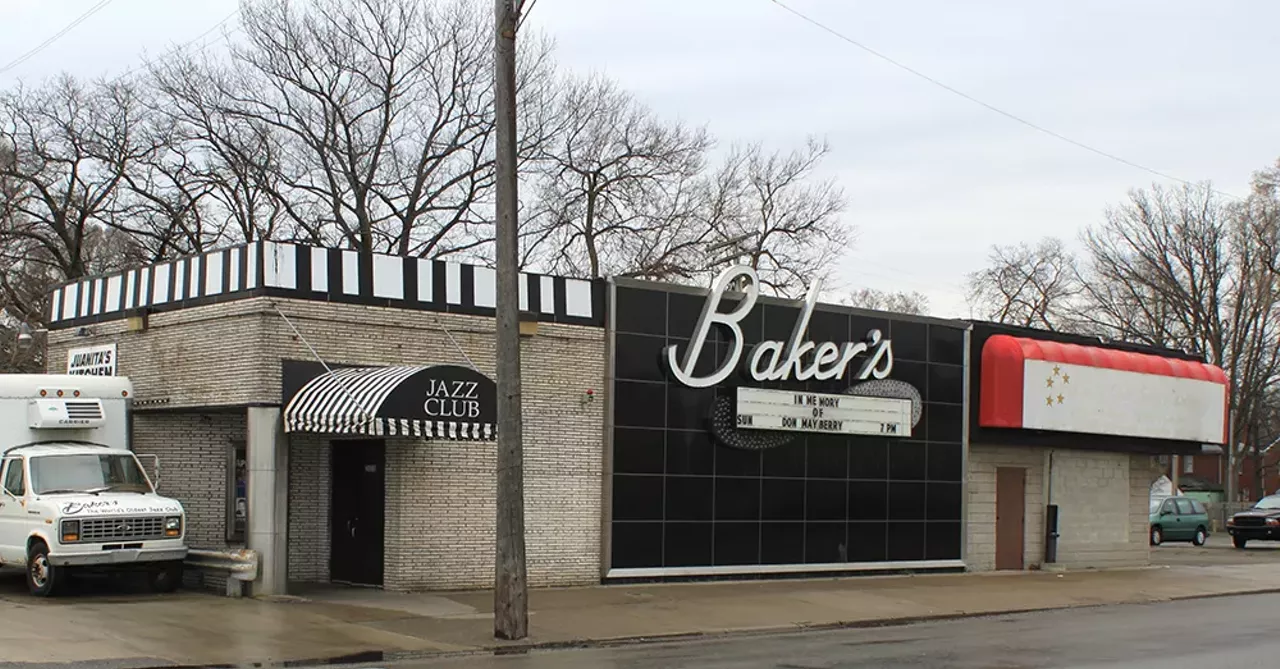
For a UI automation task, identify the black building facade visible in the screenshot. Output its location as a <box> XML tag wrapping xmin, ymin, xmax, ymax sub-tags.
<box><xmin>605</xmin><ymin>267</ymin><xmax>970</xmax><ymax>577</ymax></box>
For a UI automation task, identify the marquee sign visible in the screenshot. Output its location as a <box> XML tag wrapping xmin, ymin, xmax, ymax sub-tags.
<box><xmin>656</xmin><ymin>265</ymin><xmax>923</xmax><ymax>449</ymax></box>
<box><xmin>736</xmin><ymin>387</ymin><xmax>913</xmax><ymax>437</ymax></box>
<box><xmin>665</xmin><ymin>265</ymin><xmax>893</xmax><ymax>389</ymax></box>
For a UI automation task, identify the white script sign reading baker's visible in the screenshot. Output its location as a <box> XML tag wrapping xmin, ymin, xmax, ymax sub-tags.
<box><xmin>664</xmin><ymin>265</ymin><xmax>893</xmax><ymax>388</ymax></box>
<box><xmin>66</xmin><ymin>344</ymin><xmax>117</xmax><ymax>376</ymax></box>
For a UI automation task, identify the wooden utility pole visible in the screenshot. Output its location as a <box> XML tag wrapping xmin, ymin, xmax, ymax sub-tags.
<box><xmin>493</xmin><ymin>0</ymin><xmax>528</xmax><ymax>641</ymax></box>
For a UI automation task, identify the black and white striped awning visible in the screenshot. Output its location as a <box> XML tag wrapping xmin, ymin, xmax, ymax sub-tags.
<box><xmin>283</xmin><ymin>363</ymin><xmax>497</xmax><ymax>441</ymax></box>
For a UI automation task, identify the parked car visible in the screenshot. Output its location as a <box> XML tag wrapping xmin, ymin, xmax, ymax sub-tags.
<box><xmin>1149</xmin><ymin>497</ymin><xmax>1210</xmax><ymax>546</ymax></box>
<box><xmin>1226</xmin><ymin>494</ymin><xmax>1280</xmax><ymax>548</ymax></box>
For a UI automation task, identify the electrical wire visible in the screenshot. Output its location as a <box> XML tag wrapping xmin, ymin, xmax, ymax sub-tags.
<box><xmin>769</xmin><ymin>0</ymin><xmax>1241</xmax><ymax>200</ymax></box>
<box><xmin>0</xmin><ymin>0</ymin><xmax>116</xmax><ymax>76</ymax></box>
<box><xmin>106</xmin><ymin>8</ymin><xmax>242</xmax><ymax>85</ymax></box>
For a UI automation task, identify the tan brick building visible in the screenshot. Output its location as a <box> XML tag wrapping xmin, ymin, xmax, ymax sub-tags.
<box><xmin>39</xmin><ymin>243</ymin><xmax>1230</xmax><ymax>593</ymax></box>
<box><xmin>45</xmin><ymin>242</ymin><xmax>606</xmax><ymax>593</ymax></box>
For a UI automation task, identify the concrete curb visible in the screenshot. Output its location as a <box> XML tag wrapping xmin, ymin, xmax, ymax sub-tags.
<box><xmin>197</xmin><ymin>585</ymin><xmax>1280</xmax><ymax>669</ymax></box>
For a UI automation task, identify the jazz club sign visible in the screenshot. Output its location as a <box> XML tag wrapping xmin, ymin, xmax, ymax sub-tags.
<box><xmin>664</xmin><ymin>265</ymin><xmax>913</xmax><ymax>441</ymax></box>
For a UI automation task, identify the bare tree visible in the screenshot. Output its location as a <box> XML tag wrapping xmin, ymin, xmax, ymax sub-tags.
<box><xmin>0</xmin><ymin>75</ymin><xmax>155</xmax><ymax>281</ymax></box>
<box><xmin>965</xmin><ymin>181</ymin><xmax>1280</xmax><ymax>502</ymax></box>
<box><xmin>966</xmin><ymin>237</ymin><xmax>1081</xmax><ymax>329</ymax></box>
<box><xmin>150</xmin><ymin>51</ymin><xmax>313</xmax><ymax>245</ymax></box>
<box><xmin>724</xmin><ymin>137</ymin><xmax>851</xmax><ymax>297</ymax></box>
<box><xmin>845</xmin><ymin>287</ymin><xmax>928</xmax><ymax>315</ymax></box>
<box><xmin>1080</xmin><ymin>184</ymin><xmax>1280</xmax><ymax>457</ymax></box>
<box><xmin>524</xmin><ymin>73</ymin><xmax>712</xmax><ymax>279</ymax></box>
<box><xmin>152</xmin><ymin>0</ymin><xmax>558</xmax><ymax>258</ymax></box>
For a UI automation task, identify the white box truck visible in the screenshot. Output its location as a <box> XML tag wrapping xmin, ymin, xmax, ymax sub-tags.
<box><xmin>0</xmin><ymin>374</ymin><xmax>188</xmax><ymax>596</ymax></box>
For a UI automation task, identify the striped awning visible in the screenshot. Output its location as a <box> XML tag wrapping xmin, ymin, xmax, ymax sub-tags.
<box><xmin>283</xmin><ymin>364</ymin><xmax>496</xmax><ymax>441</ymax></box>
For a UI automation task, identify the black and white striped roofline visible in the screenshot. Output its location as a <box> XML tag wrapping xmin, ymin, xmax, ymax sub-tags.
<box><xmin>284</xmin><ymin>365</ymin><xmax>495</xmax><ymax>441</ymax></box>
<box><xmin>45</xmin><ymin>242</ymin><xmax>605</xmax><ymax>330</ymax></box>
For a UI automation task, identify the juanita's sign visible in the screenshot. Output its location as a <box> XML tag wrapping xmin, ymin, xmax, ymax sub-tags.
<box><xmin>665</xmin><ymin>265</ymin><xmax>894</xmax><ymax>388</ymax></box>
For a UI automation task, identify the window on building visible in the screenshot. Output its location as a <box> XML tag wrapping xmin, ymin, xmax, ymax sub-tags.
<box><xmin>227</xmin><ymin>441</ymin><xmax>247</xmax><ymax>544</ymax></box>
<box><xmin>2</xmin><ymin>459</ymin><xmax>24</xmax><ymax>496</ymax></box>
<box><xmin>1183</xmin><ymin>455</ymin><xmax>1194</xmax><ymax>474</ymax></box>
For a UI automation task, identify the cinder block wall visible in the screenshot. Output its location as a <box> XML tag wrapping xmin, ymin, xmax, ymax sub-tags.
<box><xmin>967</xmin><ymin>444</ymin><xmax>1157</xmax><ymax>572</ymax></box>
<box><xmin>966</xmin><ymin>444</ymin><xmax>1046</xmax><ymax>571</ymax></box>
<box><xmin>49</xmin><ymin>297</ymin><xmax>607</xmax><ymax>591</ymax></box>
<box><xmin>1049</xmin><ymin>451</ymin><xmax>1155</xmax><ymax>569</ymax></box>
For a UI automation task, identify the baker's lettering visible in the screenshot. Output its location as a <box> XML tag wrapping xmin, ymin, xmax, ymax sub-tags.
<box><xmin>664</xmin><ymin>265</ymin><xmax>894</xmax><ymax>388</ymax></box>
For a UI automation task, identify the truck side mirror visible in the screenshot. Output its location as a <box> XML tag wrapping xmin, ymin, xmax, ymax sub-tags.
<box><xmin>136</xmin><ymin>454</ymin><xmax>161</xmax><ymax>491</ymax></box>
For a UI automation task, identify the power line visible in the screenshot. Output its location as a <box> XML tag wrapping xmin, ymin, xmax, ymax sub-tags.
<box><xmin>769</xmin><ymin>0</ymin><xmax>1242</xmax><ymax>200</ymax></box>
<box><xmin>106</xmin><ymin>9</ymin><xmax>241</xmax><ymax>85</ymax></box>
<box><xmin>0</xmin><ymin>0</ymin><xmax>116</xmax><ymax>76</ymax></box>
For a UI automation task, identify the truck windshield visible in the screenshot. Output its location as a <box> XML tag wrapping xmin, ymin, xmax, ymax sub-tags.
<box><xmin>29</xmin><ymin>454</ymin><xmax>152</xmax><ymax>495</ymax></box>
<box><xmin>1255</xmin><ymin>495</ymin><xmax>1280</xmax><ymax>510</ymax></box>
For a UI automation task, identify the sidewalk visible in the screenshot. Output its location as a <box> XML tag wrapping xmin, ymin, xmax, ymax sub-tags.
<box><xmin>4</xmin><ymin>563</ymin><xmax>1280</xmax><ymax>666</ymax></box>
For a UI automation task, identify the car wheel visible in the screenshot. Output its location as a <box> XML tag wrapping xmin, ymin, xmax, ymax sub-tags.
<box><xmin>1233</xmin><ymin>535</ymin><xmax>1248</xmax><ymax>549</ymax></box>
<box><xmin>26</xmin><ymin>541</ymin><xmax>64</xmax><ymax>597</ymax></box>
<box><xmin>1193</xmin><ymin>527</ymin><xmax>1208</xmax><ymax>546</ymax></box>
<box><xmin>1150</xmin><ymin>526</ymin><xmax>1163</xmax><ymax>546</ymax></box>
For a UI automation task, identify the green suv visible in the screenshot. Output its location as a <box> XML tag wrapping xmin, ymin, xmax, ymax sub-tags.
<box><xmin>1149</xmin><ymin>497</ymin><xmax>1210</xmax><ymax>546</ymax></box>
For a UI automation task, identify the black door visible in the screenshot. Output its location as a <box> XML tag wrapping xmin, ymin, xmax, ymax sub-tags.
<box><xmin>330</xmin><ymin>440</ymin><xmax>385</xmax><ymax>586</ymax></box>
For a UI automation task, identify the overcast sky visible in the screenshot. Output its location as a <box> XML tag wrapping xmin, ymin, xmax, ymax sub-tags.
<box><xmin>4</xmin><ymin>1</ymin><xmax>1280</xmax><ymax>318</ymax></box>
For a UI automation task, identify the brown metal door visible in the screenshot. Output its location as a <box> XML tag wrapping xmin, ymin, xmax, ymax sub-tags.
<box><xmin>995</xmin><ymin>467</ymin><xmax>1026</xmax><ymax>570</ymax></box>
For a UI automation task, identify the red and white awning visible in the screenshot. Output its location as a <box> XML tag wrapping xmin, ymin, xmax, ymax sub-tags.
<box><xmin>979</xmin><ymin>335</ymin><xmax>1228</xmax><ymax>444</ymax></box>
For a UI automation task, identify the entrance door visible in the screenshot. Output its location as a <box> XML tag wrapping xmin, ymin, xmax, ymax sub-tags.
<box><xmin>330</xmin><ymin>441</ymin><xmax>386</xmax><ymax>586</ymax></box>
<box><xmin>995</xmin><ymin>467</ymin><xmax>1026</xmax><ymax>570</ymax></box>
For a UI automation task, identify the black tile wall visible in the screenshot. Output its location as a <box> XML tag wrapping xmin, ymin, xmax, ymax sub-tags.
<box><xmin>610</xmin><ymin>286</ymin><xmax>966</xmax><ymax>570</ymax></box>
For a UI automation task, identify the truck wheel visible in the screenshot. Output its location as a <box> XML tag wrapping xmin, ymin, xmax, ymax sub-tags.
<box><xmin>26</xmin><ymin>541</ymin><xmax>63</xmax><ymax>597</ymax></box>
<box><xmin>148</xmin><ymin>560</ymin><xmax>184</xmax><ymax>593</ymax></box>
<box><xmin>1233</xmin><ymin>535</ymin><xmax>1248</xmax><ymax>549</ymax></box>
<box><xmin>1193</xmin><ymin>527</ymin><xmax>1208</xmax><ymax>546</ymax></box>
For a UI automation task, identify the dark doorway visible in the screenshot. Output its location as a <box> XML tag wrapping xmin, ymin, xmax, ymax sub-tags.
<box><xmin>995</xmin><ymin>467</ymin><xmax>1026</xmax><ymax>570</ymax></box>
<box><xmin>330</xmin><ymin>440</ymin><xmax>386</xmax><ymax>586</ymax></box>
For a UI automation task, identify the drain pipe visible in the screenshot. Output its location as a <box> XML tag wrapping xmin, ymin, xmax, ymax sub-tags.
<box><xmin>1045</xmin><ymin>450</ymin><xmax>1060</xmax><ymax>564</ymax></box>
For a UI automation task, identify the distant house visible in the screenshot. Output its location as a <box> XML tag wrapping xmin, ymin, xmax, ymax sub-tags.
<box><xmin>1163</xmin><ymin>443</ymin><xmax>1280</xmax><ymax>503</ymax></box>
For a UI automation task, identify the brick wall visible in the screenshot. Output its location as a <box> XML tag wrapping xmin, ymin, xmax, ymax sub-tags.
<box><xmin>52</xmin><ymin>298</ymin><xmax>608</xmax><ymax>591</ymax></box>
<box><xmin>47</xmin><ymin>301</ymin><xmax>271</xmax><ymax>409</ymax></box>
<box><xmin>966</xmin><ymin>444</ymin><xmax>1046</xmax><ymax>571</ymax></box>
<box><xmin>382</xmin><ymin>431</ymin><xmax>601</xmax><ymax>590</ymax></box>
<box><xmin>288</xmin><ymin>434</ymin><xmax>330</xmax><ymax>582</ymax></box>
<box><xmin>131</xmin><ymin>412</ymin><xmax>243</xmax><ymax>590</ymax></box>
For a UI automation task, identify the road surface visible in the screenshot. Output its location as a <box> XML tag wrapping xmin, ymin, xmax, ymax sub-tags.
<box><xmin>344</xmin><ymin>592</ymin><xmax>1280</xmax><ymax>669</ymax></box>
<box><xmin>1152</xmin><ymin>532</ymin><xmax>1280</xmax><ymax>566</ymax></box>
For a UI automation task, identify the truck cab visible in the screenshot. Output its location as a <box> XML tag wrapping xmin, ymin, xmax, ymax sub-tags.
<box><xmin>0</xmin><ymin>375</ymin><xmax>188</xmax><ymax>596</ymax></box>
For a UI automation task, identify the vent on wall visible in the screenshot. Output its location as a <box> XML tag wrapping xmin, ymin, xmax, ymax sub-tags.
<box><xmin>27</xmin><ymin>399</ymin><xmax>107</xmax><ymax>429</ymax></box>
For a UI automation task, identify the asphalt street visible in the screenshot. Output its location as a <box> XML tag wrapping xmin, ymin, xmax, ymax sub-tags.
<box><xmin>1150</xmin><ymin>532</ymin><xmax>1280</xmax><ymax>566</ymax></box>
<box><xmin>336</xmin><ymin>592</ymin><xmax>1280</xmax><ymax>669</ymax></box>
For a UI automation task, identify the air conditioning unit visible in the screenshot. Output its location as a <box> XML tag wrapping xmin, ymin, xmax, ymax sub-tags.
<box><xmin>28</xmin><ymin>398</ymin><xmax>107</xmax><ymax>429</ymax></box>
